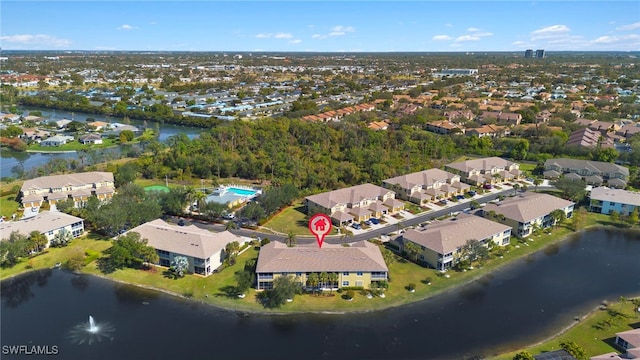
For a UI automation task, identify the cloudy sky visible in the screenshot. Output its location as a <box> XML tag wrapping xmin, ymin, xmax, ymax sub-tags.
<box><xmin>1</xmin><ymin>1</ymin><xmax>639</xmax><ymax>52</ymax></box>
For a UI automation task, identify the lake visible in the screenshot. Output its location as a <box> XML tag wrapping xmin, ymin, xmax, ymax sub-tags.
<box><xmin>2</xmin><ymin>228</ymin><xmax>639</xmax><ymax>360</ymax></box>
<box><xmin>0</xmin><ymin>108</ymin><xmax>205</xmax><ymax>178</ymax></box>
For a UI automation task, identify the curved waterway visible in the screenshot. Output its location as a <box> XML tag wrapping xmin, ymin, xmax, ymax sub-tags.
<box><xmin>2</xmin><ymin>228</ymin><xmax>639</xmax><ymax>360</ymax></box>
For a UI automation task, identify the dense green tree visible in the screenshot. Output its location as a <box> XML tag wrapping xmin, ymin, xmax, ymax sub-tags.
<box><xmin>552</xmin><ymin>178</ymin><xmax>587</xmax><ymax>202</ymax></box>
<box><xmin>560</xmin><ymin>341</ymin><xmax>587</xmax><ymax>360</ymax></box>
<box><xmin>264</xmin><ymin>275</ymin><xmax>302</xmax><ymax>308</ymax></box>
<box><xmin>550</xmin><ymin>209</ymin><xmax>567</xmax><ymax>228</ymax></box>
<box><xmin>460</xmin><ymin>239</ymin><xmax>489</xmax><ymax>264</ymax></box>
<box><xmin>28</xmin><ymin>231</ymin><xmax>48</xmax><ymax>253</ymax></box>
<box><xmin>235</xmin><ymin>270</ymin><xmax>255</xmax><ymax>294</ymax></box>
<box><xmin>512</xmin><ymin>351</ymin><xmax>535</xmax><ymax>360</ymax></box>
<box><xmin>108</xmin><ymin>232</ymin><xmax>156</xmax><ymax>270</ymax></box>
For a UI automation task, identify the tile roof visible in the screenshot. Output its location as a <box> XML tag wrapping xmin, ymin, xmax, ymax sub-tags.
<box><xmin>544</xmin><ymin>158</ymin><xmax>629</xmax><ymax>177</ymax></box>
<box><xmin>383</xmin><ymin>168</ymin><xmax>458</xmax><ymax>191</ymax></box>
<box><xmin>256</xmin><ymin>240</ymin><xmax>388</xmax><ymax>273</ymax></box>
<box><xmin>124</xmin><ymin>219</ymin><xmax>244</xmax><ymax>259</ymax></box>
<box><xmin>402</xmin><ymin>214</ymin><xmax>510</xmax><ymax>254</ymax></box>
<box><xmin>483</xmin><ymin>192</ymin><xmax>574</xmax><ymax>223</ymax></box>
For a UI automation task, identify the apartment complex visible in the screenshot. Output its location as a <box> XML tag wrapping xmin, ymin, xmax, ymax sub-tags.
<box><xmin>382</xmin><ymin>168</ymin><xmax>470</xmax><ymax>206</ymax></box>
<box><xmin>0</xmin><ymin>211</ymin><xmax>84</xmax><ymax>247</ymax></box>
<box><xmin>125</xmin><ymin>219</ymin><xmax>249</xmax><ymax>276</ymax></box>
<box><xmin>444</xmin><ymin>157</ymin><xmax>522</xmax><ymax>186</ymax></box>
<box><xmin>482</xmin><ymin>192</ymin><xmax>575</xmax><ymax>238</ymax></box>
<box><xmin>20</xmin><ymin>172</ymin><xmax>115</xmax><ymax>216</ymax></box>
<box><xmin>589</xmin><ymin>187</ymin><xmax>640</xmax><ymax>216</ymax></box>
<box><xmin>544</xmin><ymin>158</ymin><xmax>629</xmax><ymax>188</ymax></box>
<box><xmin>255</xmin><ymin>240</ymin><xmax>388</xmax><ymax>290</ymax></box>
<box><xmin>400</xmin><ymin>214</ymin><xmax>511</xmax><ymax>271</ymax></box>
<box><xmin>305</xmin><ymin>183</ymin><xmax>404</xmax><ymax>225</ymax></box>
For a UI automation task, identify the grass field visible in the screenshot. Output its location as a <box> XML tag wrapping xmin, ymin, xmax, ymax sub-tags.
<box><xmin>1</xmin><ymin>193</ymin><xmax>20</xmax><ymax>219</ymax></box>
<box><xmin>492</xmin><ymin>299</ymin><xmax>640</xmax><ymax>360</ymax></box>
<box><xmin>262</xmin><ymin>202</ymin><xmax>338</xmax><ymax>236</ymax></box>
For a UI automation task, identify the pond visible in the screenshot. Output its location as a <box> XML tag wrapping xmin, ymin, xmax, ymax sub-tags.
<box><xmin>2</xmin><ymin>228</ymin><xmax>639</xmax><ymax>360</ymax></box>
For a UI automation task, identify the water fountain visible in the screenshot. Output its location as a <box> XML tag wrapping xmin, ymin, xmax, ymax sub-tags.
<box><xmin>68</xmin><ymin>315</ymin><xmax>115</xmax><ymax>345</ymax></box>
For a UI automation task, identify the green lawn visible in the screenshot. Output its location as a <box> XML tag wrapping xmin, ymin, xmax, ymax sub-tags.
<box><xmin>1</xmin><ymin>193</ymin><xmax>20</xmax><ymax>219</ymax></box>
<box><xmin>491</xmin><ymin>299</ymin><xmax>640</xmax><ymax>360</ymax></box>
<box><xmin>262</xmin><ymin>202</ymin><xmax>339</xmax><ymax>236</ymax></box>
<box><xmin>0</xmin><ymin>234</ymin><xmax>112</xmax><ymax>280</ymax></box>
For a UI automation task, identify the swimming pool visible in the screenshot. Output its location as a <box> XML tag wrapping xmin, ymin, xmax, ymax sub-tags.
<box><xmin>227</xmin><ymin>187</ymin><xmax>258</xmax><ymax>196</ymax></box>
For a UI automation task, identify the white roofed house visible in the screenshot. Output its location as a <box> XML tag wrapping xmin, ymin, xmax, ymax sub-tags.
<box><xmin>482</xmin><ymin>192</ymin><xmax>575</xmax><ymax>238</ymax></box>
<box><xmin>20</xmin><ymin>172</ymin><xmax>115</xmax><ymax>215</ymax></box>
<box><xmin>124</xmin><ymin>219</ymin><xmax>251</xmax><ymax>276</ymax></box>
<box><xmin>40</xmin><ymin>134</ymin><xmax>74</xmax><ymax>147</ymax></box>
<box><xmin>304</xmin><ymin>183</ymin><xmax>404</xmax><ymax>226</ymax></box>
<box><xmin>399</xmin><ymin>214</ymin><xmax>512</xmax><ymax>271</ymax></box>
<box><xmin>0</xmin><ymin>211</ymin><xmax>85</xmax><ymax>248</ymax></box>
<box><xmin>255</xmin><ymin>240</ymin><xmax>388</xmax><ymax>291</ymax></box>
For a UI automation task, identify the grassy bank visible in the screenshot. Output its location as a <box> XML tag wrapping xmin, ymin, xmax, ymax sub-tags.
<box><xmin>1</xmin><ymin>212</ymin><xmax>633</xmax><ymax>316</ymax></box>
<box><xmin>492</xmin><ymin>297</ymin><xmax>640</xmax><ymax>360</ymax></box>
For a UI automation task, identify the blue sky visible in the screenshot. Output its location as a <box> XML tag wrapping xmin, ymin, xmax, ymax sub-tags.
<box><xmin>1</xmin><ymin>1</ymin><xmax>639</xmax><ymax>52</ymax></box>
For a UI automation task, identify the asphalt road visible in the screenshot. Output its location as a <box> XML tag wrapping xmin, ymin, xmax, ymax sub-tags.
<box><xmin>179</xmin><ymin>187</ymin><xmax>522</xmax><ymax>245</ymax></box>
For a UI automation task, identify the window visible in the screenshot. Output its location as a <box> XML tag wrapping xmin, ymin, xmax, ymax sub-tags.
<box><xmin>355</xmin><ymin>281</ymin><xmax>363</xmax><ymax>287</ymax></box>
<box><xmin>342</xmin><ymin>281</ymin><xmax>349</xmax><ymax>287</ymax></box>
<box><xmin>356</xmin><ymin>272</ymin><xmax>363</xmax><ymax>276</ymax></box>
<box><xmin>295</xmin><ymin>272</ymin><xmax>302</xmax><ymax>277</ymax></box>
<box><xmin>343</xmin><ymin>272</ymin><xmax>349</xmax><ymax>276</ymax></box>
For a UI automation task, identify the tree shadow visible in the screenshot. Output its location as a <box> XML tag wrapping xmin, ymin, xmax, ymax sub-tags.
<box><xmin>96</xmin><ymin>257</ymin><xmax>116</xmax><ymax>274</ymax></box>
<box><xmin>215</xmin><ymin>285</ymin><xmax>240</xmax><ymax>299</ymax></box>
<box><xmin>162</xmin><ymin>270</ymin><xmax>178</xmax><ymax>280</ymax></box>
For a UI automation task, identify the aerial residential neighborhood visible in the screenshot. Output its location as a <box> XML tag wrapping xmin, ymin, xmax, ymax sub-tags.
<box><xmin>1</xmin><ymin>21</ymin><xmax>639</xmax><ymax>360</ymax></box>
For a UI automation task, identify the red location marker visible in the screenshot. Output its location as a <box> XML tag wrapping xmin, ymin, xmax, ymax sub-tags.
<box><xmin>308</xmin><ymin>213</ymin><xmax>332</xmax><ymax>248</ymax></box>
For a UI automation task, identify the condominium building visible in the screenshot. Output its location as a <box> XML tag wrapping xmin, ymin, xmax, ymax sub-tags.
<box><xmin>382</xmin><ymin>168</ymin><xmax>470</xmax><ymax>206</ymax></box>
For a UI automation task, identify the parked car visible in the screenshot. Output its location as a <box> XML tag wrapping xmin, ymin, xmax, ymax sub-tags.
<box><xmin>177</xmin><ymin>219</ymin><xmax>186</xmax><ymax>226</ymax></box>
<box><xmin>370</xmin><ymin>218</ymin><xmax>380</xmax><ymax>225</ymax></box>
<box><xmin>364</xmin><ymin>219</ymin><xmax>372</xmax><ymax>226</ymax></box>
<box><xmin>456</xmin><ymin>195</ymin><xmax>465</xmax><ymax>200</ymax></box>
<box><xmin>468</xmin><ymin>191</ymin><xmax>476</xmax><ymax>196</ymax></box>
<box><xmin>483</xmin><ymin>184</ymin><xmax>493</xmax><ymax>190</ymax></box>
<box><xmin>351</xmin><ymin>223</ymin><xmax>362</xmax><ymax>230</ymax></box>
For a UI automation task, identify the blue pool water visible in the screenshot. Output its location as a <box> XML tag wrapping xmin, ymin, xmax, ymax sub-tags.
<box><xmin>228</xmin><ymin>187</ymin><xmax>258</xmax><ymax>196</ymax></box>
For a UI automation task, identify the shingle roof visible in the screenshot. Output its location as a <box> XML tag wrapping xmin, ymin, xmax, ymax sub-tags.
<box><xmin>305</xmin><ymin>183</ymin><xmax>393</xmax><ymax>209</ymax></box>
<box><xmin>617</xmin><ymin>328</ymin><xmax>640</xmax><ymax>348</ymax></box>
<box><xmin>483</xmin><ymin>192</ymin><xmax>574</xmax><ymax>223</ymax></box>
<box><xmin>22</xmin><ymin>172</ymin><xmax>114</xmax><ymax>191</ymax></box>
<box><xmin>0</xmin><ymin>211</ymin><xmax>83</xmax><ymax>239</ymax></box>
<box><xmin>445</xmin><ymin>157</ymin><xmax>517</xmax><ymax>173</ymax></box>
<box><xmin>544</xmin><ymin>158</ymin><xmax>629</xmax><ymax>177</ymax></box>
<box><xmin>256</xmin><ymin>240</ymin><xmax>388</xmax><ymax>273</ymax></box>
<box><xmin>590</xmin><ymin>187</ymin><xmax>640</xmax><ymax>207</ymax></box>
<box><xmin>383</xmin><ymin>169</ymin><xmax>457</xmax><ymax>191</ymax></box>
<box><xmin>402</xmin><ymin>214</ymin><xmax>510</xmax><ymax>254</ymax></box>
<box><xmin>124</xmin><ymin>219</ymin><xmax>244</xmax><ymax>259</ymax></box>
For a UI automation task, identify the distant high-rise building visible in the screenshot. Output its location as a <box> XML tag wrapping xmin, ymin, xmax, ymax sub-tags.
<box><xmin>535</xmin><ymin>49</ymin><xmax>545</xmax><ymax>58</ymax></box>
<box><xmin>524</xmin><ymin>49</ymin><xmax>534</xmax><ymax>58</ymax></box>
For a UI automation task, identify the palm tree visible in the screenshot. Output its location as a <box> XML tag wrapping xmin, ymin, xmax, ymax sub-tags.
<box><xmin>381</xmin><ymin>247</ymin><xmax>396</xmax><ymax>266</ymax></box>
<box><xmin>225</xmin><ymin>221</ymin><xmax>237</xmax><ymax>231</ymax></box>
<box><xmin>307</xmin><ymin>272</ymin><xmax>319</xmax><ymax>294</ymax></box>
<box><xmin>403</xmin><ymin>241</ymin><xmax>422</xmax><ymax>263</ymax></box>
<box><xmin>328</xmin><ymin>272</ymin><xmax>339</xmax><ymax>293</ymax></box>
<box><xmin>533</xmin><ymin>177</ymin><xmax>542</xmax><ymax>192</ymax></box>
<box><xmin>319</xmin><ymin>272</ymin><xmax>329</xmax><ymax>290</ymax></box>
<box><xmin>550</xmin><ymin>209</ymin><xmax>566</xmax><ymax>228</ymax></box>
<box><xmin>193</xmin><ymin>191</ymin><xmax>206</xmax><ymax>213</ymax></box>
<box><xmin>286</xmin><ymin>232</ymin><xmax>297</xmax><ymax>247</ymax></box>
<box><xmin>513</xmin><ymin>183</ymin><xmax>520</xmax><ymax>196</ymax></box>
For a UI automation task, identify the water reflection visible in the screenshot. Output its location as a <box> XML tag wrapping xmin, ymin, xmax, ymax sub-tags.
<box><xmin>71</xmin><ymin>274</ymin><xmax>90</xmax><ymax>292</ymax></box>
<box><xmin>1</xmin><ymin>269</ymin><xmax>52</xmax><ymax>308</ymax></box>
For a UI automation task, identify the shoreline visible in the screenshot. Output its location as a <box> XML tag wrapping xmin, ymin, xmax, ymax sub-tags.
<box><xmin>26</xmin><ymin>149</ymin><xmax>77</xmax><ymax>154</ymax></box>
<box><xmin>77</xmin><ymin>225</ymin><xmax>610</xmax><ymax>316</ymax></box>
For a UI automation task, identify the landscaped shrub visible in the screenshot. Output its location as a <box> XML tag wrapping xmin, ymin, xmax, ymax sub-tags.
<box><xmin>345</xmin><ymin>290</ymin><xmax>355</xmax><ymax>300</ymax></box>
<box><xmin>407</xmin><ymin>283</ymin><xmax>416</xmax><ymax>291</ymax></box>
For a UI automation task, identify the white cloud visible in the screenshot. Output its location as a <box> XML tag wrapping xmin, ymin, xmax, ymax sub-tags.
<box><xmin>256</xmin><ymin>33</ymin><xmax>272</xmax><ymax>38</ymax></box>
<box><xmin>288</xmin><ymin>39</ymin><xmax>302</xmax><ymax>44</ymax></box>
<box><xmin>455</xmin><ymin>35</ymin><xmax>480</xmax><ymax>42</ymax></box>
<box><xmin>432</xmin><ymin>35</ymin><xmax>452</xmax><ymax>41</ymax></box>
<box><xmin>149</xmin><ymin>21</ymin><xmax>157</xmax><ymax>25</ymax></box>
<box><xmin>530</xmin><ymin>25</ymin><xmax>570</xmax><ymax>40</ymax></box>
<box><xmin>0</xmin><ymin>34</ymin><xmax>71</xmax><ymax>47</ymax></box>
<box><xmin>329</xmin><ymin>25</ymin><xmax>355</xmax><ymax>36</ymax></box>
<box><xmin>616</xmin><ymin>22</ymin><xmax>640</xmax><ymax>31</ymax></box>
<box><xmin>444</xmin><ymin>23</ymin><xmax>453</xmax><ymax>28</ymax></box>
<box><xmin>118</xmin><ymin>24</ymin><xmax>136</xmax><ymax>30</ymax></box>
<box><xmin>467</xmin><ymin>27</ymin><xmax>480</xmax><ymax>32</ymax></box>
<box><xmin>474</xmin><ymin>32</ymin><xmax>493</xmax><ymax>37</ymax></box>
<box><xmin>591</xmin><ymin>34</ymin><xmax>640</xmax><ymax>44</ymax></box>
<box><xmin>274</xmin><ymin>32</ymin><xmax>293</xmax><ymax>39</ymax></box>
<box><xmin>312</xmin><ymin>34</ymin><xmax>327</xmax><ymax>40</ymax></box>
